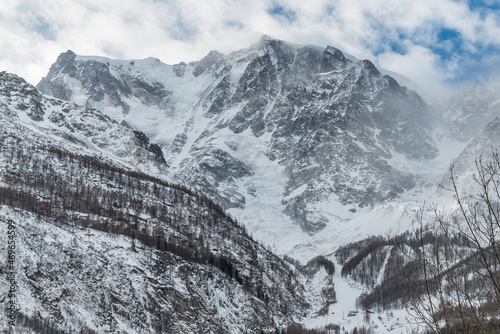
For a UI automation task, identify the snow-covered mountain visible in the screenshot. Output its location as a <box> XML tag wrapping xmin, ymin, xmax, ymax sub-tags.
<box><xmin>0</xmin><ymin>73</ymin><xmax>337</xmax><ymax>333</ymax></box>
<box><xmin>438</xmin><ymin>84</ymin><xmax>500</xmax><ymax>194</ymax></box>
<box><xmin>3</xmin><ymin>36</ymin><xmax>499</xmax><ymax>333</ymax></box>
<box><xmin>37</xmin><ymin>36</ymin><xmax>438</xmax><ymax>236</ymax></box>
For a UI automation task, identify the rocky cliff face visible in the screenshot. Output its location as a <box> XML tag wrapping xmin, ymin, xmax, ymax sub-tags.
<box><xmin>37</xmin><ymin>36</ymin><xmax>438</xmax><ymax>234</ymax></box>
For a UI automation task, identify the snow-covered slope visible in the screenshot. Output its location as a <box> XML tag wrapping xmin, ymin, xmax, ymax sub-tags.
<box><xmin>37</xmin><ymin>36</ymin><xmax>438</xmax><ymax>237</ymax></box>
<box><xmin>1</xmin><ymin>72</ymin><xmax>335</xmax><ymax>333</ymax></box>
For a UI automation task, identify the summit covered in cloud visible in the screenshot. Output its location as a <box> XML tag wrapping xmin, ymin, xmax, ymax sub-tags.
<box><xmin>1</xmin><ymin>0</ymin><xmax>500</xmax><ymax>99</ymax></box>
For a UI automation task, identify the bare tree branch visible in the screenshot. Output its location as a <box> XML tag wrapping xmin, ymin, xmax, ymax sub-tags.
<box><xmin>407</xmin><ymin>149</ymin><xmax>500</xmax><ymax>333</ymax></box>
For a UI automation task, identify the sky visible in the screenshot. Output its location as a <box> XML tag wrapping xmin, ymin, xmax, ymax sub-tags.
<box><xmin>1</xmin><ymin>0</ymin><xmax>500</xmax><ymax>100</ymax></box>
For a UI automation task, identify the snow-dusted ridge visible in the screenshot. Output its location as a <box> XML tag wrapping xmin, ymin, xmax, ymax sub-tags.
<box><xmin>1</xmin><ymin>73</ymin><xmax>169</xmax><ymax>176</ymax></box>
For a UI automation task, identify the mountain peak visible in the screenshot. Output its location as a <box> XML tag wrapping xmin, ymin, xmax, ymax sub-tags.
<box><xmin>259</xmin><ymin>34</ymin><xmax>275</xmax><ymax>43</ymax></box>
<box><xmin>192</xmin><ymin>50</ymin><xmax>223</xmax><ymax>77</ymax></box>
<box><xmin>56</xmin><ymin>49</ymin><xmax>77</xmax><ymax>63</ymax></box>
<box><xmin>253</xmin><ymin>34</ymin><xmax>288</xmax><ymax>50</ymax></box>
<box><xmin>324</xmin><ymin>46</ymin><xmax>346</xmax><ymax>62</ymax></box>
<box><xmin>321</xmin><ymin>46</ymin><xmax>348</xmax><ymax>72</ymax></box>
<box><xmin>360</xmin><ymin>59</ymin><xmax>381</xmax><ymax>76</ymax></box>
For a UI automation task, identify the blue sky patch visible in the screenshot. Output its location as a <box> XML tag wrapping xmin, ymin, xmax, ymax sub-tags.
<box><xmin>444</xmin><ymin>44</ymin><xmax>500</xmax><ymax>85</ymax></box>
<box><xmin>372</xmin><ymin>32</ymin><xmax>408</xmax><ymax>56</ymax></box>
<box><xmin>468</xmin><ymin>0</ymin><xmax>500</xmax><ymax>11</ymax></box>
<box><xmin>432</xmin><ymin>28</ymin><xmax>464</xmax><ymax>58</ymax></box>
<box><xmin>436</xmin><ymin>27</ymin><xmax>461</xmax><ymax>42</ymax></box>
<box><xmin>369</xmin><ymin>18</ymin><xmax>500</xmax><ymax>86</ymax></box>
<box><xmin>467</xmin><ymin>0</ymin><xmax>500</xmax><ymax>19</ymax></box>
<box><xmin>268</xmin><ymin>4</ymin><xmax>297</xmax><ymax>23</ymax></box>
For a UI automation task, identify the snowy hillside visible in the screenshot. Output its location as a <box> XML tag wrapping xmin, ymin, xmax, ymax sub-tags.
<box><xmin>0</xmin><ymin>72</ymin><xmax>339</xmax><ymax>333</ymax></box>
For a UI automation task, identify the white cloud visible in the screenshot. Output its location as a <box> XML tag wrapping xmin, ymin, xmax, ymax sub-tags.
<box><xmin>377</xmin><ymin>43</ymin><xmax>456</xmax><ymax>100</ymax></box>
<box><xmin>0</xmin><ymin>0</ymin><xmax>499</xmax><ymax>100</ymax></box>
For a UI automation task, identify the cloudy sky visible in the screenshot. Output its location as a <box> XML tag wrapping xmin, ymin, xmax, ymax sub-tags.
<box><xmin>1</xmin><ymin>0</ymin><xmax>500</xmax><ymax>100</ymax></box>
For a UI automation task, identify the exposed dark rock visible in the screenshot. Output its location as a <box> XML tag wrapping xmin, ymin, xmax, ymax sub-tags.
<box><xmin>133</xmin><ymin>130</ymin><xmax>167</xmax><ymax>164</ymax></box>
<box><xmin>173</xmin><ymin>62</ymin><xmax>186</xmax><ymax>77</ymax></box>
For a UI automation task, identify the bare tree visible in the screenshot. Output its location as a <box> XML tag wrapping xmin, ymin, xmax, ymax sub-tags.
<box><xmin>0</xmin><ymin>70</ymin><xmax>6</xmax><ymax>78</ymax></box>
<box><xmin>407</xmin><ymin>150</ymin><xmax>500</xmax><ymax>333</ymax></box>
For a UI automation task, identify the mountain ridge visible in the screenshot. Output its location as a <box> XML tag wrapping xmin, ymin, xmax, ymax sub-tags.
<box><xmin>37</xmin><ymin>36</ymin><xmax>438</xmax><ymax>235</ymax></box>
